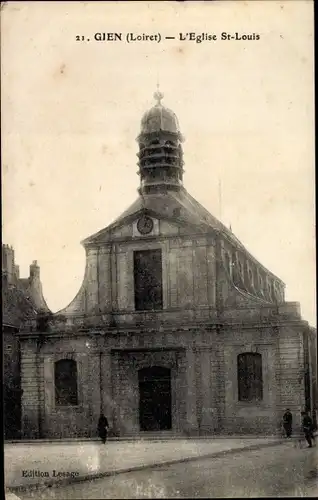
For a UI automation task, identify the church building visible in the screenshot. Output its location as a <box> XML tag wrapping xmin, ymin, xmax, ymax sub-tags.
<box><xmin>18</xmin><ymin>91</ymin><xmax>316</xmax><ymax>439</ymax></box>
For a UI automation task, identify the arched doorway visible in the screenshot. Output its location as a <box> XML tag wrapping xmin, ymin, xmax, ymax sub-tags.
<box><xmin>138</xmin><ymin>366</ymin><xmax>172</xmax><ymax>431</ymax></box>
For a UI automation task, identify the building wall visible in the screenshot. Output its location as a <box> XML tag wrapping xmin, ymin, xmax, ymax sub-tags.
<box><xmin>303</xmin><ymin>326</ymin><xmax>317</xmax><ymax>425</ymax></box>
<box><xmin>18</xmin><ymin>221</ymin><xmax>308</xmax><ymax>439</ymax></box>
<box><xmin>82</xmin><ymin>232</ymin><xmax>217</xmax><ymax>319</ymax></box>
<box><xmin>275</xmin><ymin>325</ymin><xmax>305</xmax><ymax>432</ymax></box>
<box><xmin>111</xmin><ymin>349</ymin><xmax>182</xmax><ymax>435</ymax></box>
<box><xmin>4</xmin><ymin>327</ymin><xmax>22</xmax><ymax>439</ymax></box>
<box><xmin>40</xmin><ymin>337</ymin><xmax>100</xmax><ymax>439</ymax></box>
<box><xmin>19</xmin><ymin>322</ymin><xmax>308</xmax><ymax>439</ymax></box>
<box><xmin>20</xmin><ymin>338</ymin><xmax>41</xmax><ymax>439</ymax></box>
<box><xmin>222</xmin><ymin>328</ymin><xmax>277</xmax><ymax>434</ymax></box>
<box><xmin>308</xmin><ymin>328</ymin><xmax>318</xmax><ymax>421</ymax></box>
<box><xmin>4</xmin><ymin>330</ymin><xmax>20</xmax><ymax>390</ymax></box>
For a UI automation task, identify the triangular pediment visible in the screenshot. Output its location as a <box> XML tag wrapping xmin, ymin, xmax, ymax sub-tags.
<box><xmin>82</xmin><ymin>207</ymin><xmax>208</xmax><ymax>245</ymax></box>
<box><xmin>82</xmin><ymin>189</ymin><xmax>225</xmax><ymax>246</ymax></box>
<box><xmin>80</xmin><ymin>189</ymin><xmax>284</xmax><ymax>289</ymax></box>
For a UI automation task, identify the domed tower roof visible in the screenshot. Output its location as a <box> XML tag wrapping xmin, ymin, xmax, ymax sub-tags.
<box><xmin>136</xmin><ymin>90</ymin><xmax>185</xmax><ymax>195</ymax></box>
<box><xmin>140</xmin><ymin>90</ymin><xmax>181</xmax><ymax>135</ymax></box>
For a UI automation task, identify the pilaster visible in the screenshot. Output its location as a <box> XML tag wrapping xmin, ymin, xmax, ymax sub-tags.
<box><xmin>110</xmin><ymin>350</ymin><xmax>120</xmax><ymax>435</ymax></box>
<box><xmin>21</xmin><ymin>338</ymin><xmax>41</xmax><ymax>438</ymax></box>
<box><xmin>196</xmin><ymin>347</ymin><xmax>216</xmax><ymax>433</ymax></box>
<box><xmin>100</xmin><ymin>350</ymin><xmax>113</xmax><ymax>425</ymax></box>
<box><xmin>86</xmin><ymin>248</ymin><xmax>99</xmax><ymax>315</ymax></box>
<box><xmin>185</xmin><ymin>348</ymin><xmax>199</xmax><ymax>434</ymax></box>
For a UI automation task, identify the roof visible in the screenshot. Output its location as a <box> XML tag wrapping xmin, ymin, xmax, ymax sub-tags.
<box><xmin>82</xmin><ymin>187</ymin><xmax>284</xmax><ymax>284</ymax></box>
<box><xmin>2</xmin><ymin>278</ymin><xmax>37</xmax><ymax>328</ymax></box>
<box><xmin>140</xmin><ymin>103</ymin><xmax>180</xmax><ymax>135</ymax></box>
<box><xmin>18</xmin><ymin>277</ymin><xmax>51</xmax><ymax>313</ymax></box>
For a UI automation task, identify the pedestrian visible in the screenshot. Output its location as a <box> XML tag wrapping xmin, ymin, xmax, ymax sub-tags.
<box><xmin>301</xmin><ymin>411</ymin><xmax>315</xmax><ymax>448</ymax></box>
<box><xmin>282</xmin><ymin>408</ymin><xmax>293</xmax><ymax>438</ymax></box>
<box><xmin>97</xmin><ymin>413</ymin><xmax>109</xmax><ymax>444</ymax></box>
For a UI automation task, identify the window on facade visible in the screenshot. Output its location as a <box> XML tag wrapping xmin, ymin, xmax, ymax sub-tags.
<box><xmin>55</xmin><ymin>359</ymin><xmax>78</xmax><ymax>406</ymax></box>
<box><xmin>248</xmin><ymin>268</ymin><xmax>254</xmax><ymax>286</ymax></box>
<box><xmin>134</xmin><ymin>249</ymin><xmax>163</xmax><ymax>311</ymax></box>
<box><xmin>224</xmin><ymin>253</ymin><xmax>231</xmax><ymax>274</ymax></box>
<box><xmin>239</xmin><ymin>261</ymin><xmax>243</xmax><ymax>275</ymax></box>
<box><xmin>237</xmin><ymin>352</ymin><xmax>263</xmax><ymax>402</ymax></box>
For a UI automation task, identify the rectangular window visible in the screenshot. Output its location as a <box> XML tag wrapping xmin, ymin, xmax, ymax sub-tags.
<box><xmin>55</xmin><ymin>359</ymin><xmax>78</xmax><ymax>406</ymax></box>
<box><xmin>238</xmin><ymin>353</ymin><xmax>263</xmax><ymax>402</ymax></box>
<box><xmin>134</xmin><ymin>249</ymin><xmax>163</xmax><ymax>311</ymax></box>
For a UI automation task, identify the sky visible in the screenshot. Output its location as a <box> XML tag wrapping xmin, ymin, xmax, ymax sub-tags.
<box><xmin>2</xmin><ymin>1</ymin><xmax>316</xmax><ymax>325</ymax></box>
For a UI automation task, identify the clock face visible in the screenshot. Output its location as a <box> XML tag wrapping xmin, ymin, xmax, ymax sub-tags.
<box><xmin>137</xmin><ymin>216</ymin><xmax>154</xmax><ymax>235</ymax></box>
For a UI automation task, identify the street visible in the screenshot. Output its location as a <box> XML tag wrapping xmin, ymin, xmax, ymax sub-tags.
<box><xmin>14</xmin><ymin>442</ymin><xmax>317</xmax><ymax>499</ymax></box>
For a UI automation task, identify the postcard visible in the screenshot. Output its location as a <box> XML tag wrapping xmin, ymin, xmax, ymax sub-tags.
<box><xmin>2</xmin><ymin>1</ymin><xmax>316</xmax><ymax>498</ymax></box>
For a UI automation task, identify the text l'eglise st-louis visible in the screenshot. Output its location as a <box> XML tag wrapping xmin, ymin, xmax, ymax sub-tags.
<box><xmin>178</xmin><ymin>32</ymin><xmax>260</xmax><ymax>42</ymax></box>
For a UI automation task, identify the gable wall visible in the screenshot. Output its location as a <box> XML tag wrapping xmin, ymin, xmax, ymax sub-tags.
<box><xmin>114</xmin><ymin>235</ymin><xmax>217</xmax><ymax>312</ymax></box>
<box><xmin>83</xmin><ymin>223</ymin><xmax>217</xmax><ymax>316</ymax></box>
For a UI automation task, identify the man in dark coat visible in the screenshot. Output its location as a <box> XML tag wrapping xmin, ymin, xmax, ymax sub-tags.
<box><xmin>301</xmin><ymin>411</ymin><xmax>314</xmax><ymax>448</ymax></box>
<box><xmin>282</xmin><ymin>408</ymin><xmax>293</xmax><ymax>438</ymax></box>
<box><xmin>98</xmin><ymin>413</ymin><xmax>109</xmax><ymax>444</ymax></box>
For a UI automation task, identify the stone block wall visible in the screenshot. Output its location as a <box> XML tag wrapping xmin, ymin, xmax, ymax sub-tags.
<box><xmin>275</xmin><ymin>325</ymin><xmax>305</xmax><ymax>432</ymax></box>
<box><xmin>19</xmin><ymin>319</ymin><xmax>309</xmax><ymax>439</ymax></box>
<box><xmin>110</xmin><ymin>349</ymin><xmax>182</xmax><ymax>435</ymax></box>
<box><xmin>34</xmin><ymin>337</ymin><xmax>102</xmax><ymax>439</ymax></box>
<box><xmin>20</xmin><ymin>338</ymin><xmax>41</xmax><ymax>438</ymax></box>
<box><xmin>221</xmin><ymin>328</ymin><xmax>277</xmax><ymax>435</ymax></box>
<box><xmin>63</xmin><ymin>233</ymin><xmax>218</xmax><ymax>321</ymax></box>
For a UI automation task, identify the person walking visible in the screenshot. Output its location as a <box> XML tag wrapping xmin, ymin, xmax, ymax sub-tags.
<box><xmin>301</xmin><ymin>411</ymin><xmax>314</xmax><ymax>448</ymax></box>
<box><xmin>282</xmin><ymin>408</ymin><xmax>293</xmax><ymax>438</ymax></box>
<box><xmin>97</xmin><ymin>413</ymin><xmax>109</xmax><ymax>444</ymax></box>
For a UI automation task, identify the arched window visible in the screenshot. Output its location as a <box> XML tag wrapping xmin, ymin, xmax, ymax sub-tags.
<box><xmin>55</xmin><ymin>359</ymin><xmax>78</xmax><ymax>406</ymax></box>
<box><xmin>237</xmin><ymin>353</ymin><xmax>263</xmax><ymax>402</ymax></box>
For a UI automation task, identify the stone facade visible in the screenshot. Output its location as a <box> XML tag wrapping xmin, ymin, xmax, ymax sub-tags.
<box><xmin>17</xmin><ymin>94</ymin><xmax>316</xmax><ymax>438</ymax></box>
<box><xmin>2</xmin><ymin>244</ymin><xmax>50</xmax><ymax>439</ymax></box>
<box><xmin>19</xmin><ymin>317</ymin><xmax>312</xmax><ymax>438</ymax></box>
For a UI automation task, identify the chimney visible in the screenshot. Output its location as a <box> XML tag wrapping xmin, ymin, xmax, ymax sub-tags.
<box><xmin>2</xmin><ymin>244</ymin><xmax>15</xmax><ymax>284</ymax></box>
<box><xmin>15</xmin><ymin>265</ymin><xmax>20</xmax><ymax>280</ymax></box>
<box><xmin>30</xmin><ymin>260</ymin><xmax>40</xmax><ymax>281</ymax></box>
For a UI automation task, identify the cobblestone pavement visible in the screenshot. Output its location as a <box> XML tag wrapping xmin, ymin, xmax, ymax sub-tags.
<box><xmin>5</xmin><ymin>437</ymin><xmax>281</xmax><ymax>489</ymax></box>
<box><xmin>10</xmin><ymin>442</ymin><xmax>318</xmax><ymax>498</ymax></box>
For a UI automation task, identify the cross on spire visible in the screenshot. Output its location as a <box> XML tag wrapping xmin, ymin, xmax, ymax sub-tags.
<box><xmin>154</xmin><ymin>82</ymin><xmax>164</xmax><ymax>105</ymax></box>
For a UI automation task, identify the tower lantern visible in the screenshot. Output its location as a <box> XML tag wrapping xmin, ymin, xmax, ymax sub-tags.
<box><xmin>136</xmin><ymin>91</ymin><xmax>184</xmax><ymax>195</ymax></box>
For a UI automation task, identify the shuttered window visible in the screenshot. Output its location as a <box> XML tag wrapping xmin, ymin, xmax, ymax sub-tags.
<box><xmin>55</xmin><ymin>359</ymin><xmax>78</xmax><ymax>406</ymax></box>
<box><xmin>237</xmin><ymin>352</ymin><xmax>263</xmax><ymax>402</ymax></box>
<box><xmin>134</xmin><ymin>250</ymin><xmax>163</xmax><ymax>311</ymax></box>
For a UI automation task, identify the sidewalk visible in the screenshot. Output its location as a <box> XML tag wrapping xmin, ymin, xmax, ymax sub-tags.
<box><xmin>5</xmin><ymin>437</ymin><xmax>285</xmax><ymax>490</ymax></box>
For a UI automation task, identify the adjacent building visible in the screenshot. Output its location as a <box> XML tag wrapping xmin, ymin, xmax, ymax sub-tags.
<box><xmin>17</xmin><ymin>92</ymin><xmax>317</xmax><ymax>439</ymax></box>
<box><xmin>2</xmin><ymin>244</ymin><xmax>50</xmax><ymax>439</ymax></box>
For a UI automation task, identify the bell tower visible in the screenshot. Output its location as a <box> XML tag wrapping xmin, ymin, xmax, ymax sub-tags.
<box><xmin>136</xmin><ymin>90</ymin><xmax>184</xmax><ymax>194</ymax></box>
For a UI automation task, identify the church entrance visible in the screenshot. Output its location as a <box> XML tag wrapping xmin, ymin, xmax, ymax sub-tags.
<box><xmin>138</xmin><ymin>366</ymin><xmax>172</xmax><ymax>431</ymax></box>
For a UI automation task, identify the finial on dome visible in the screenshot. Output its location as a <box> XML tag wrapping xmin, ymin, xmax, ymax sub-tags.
<box><xmin>154</xmin><ymin>82</ymin><xmax>164</xmax><ymax>106</ymax></box>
